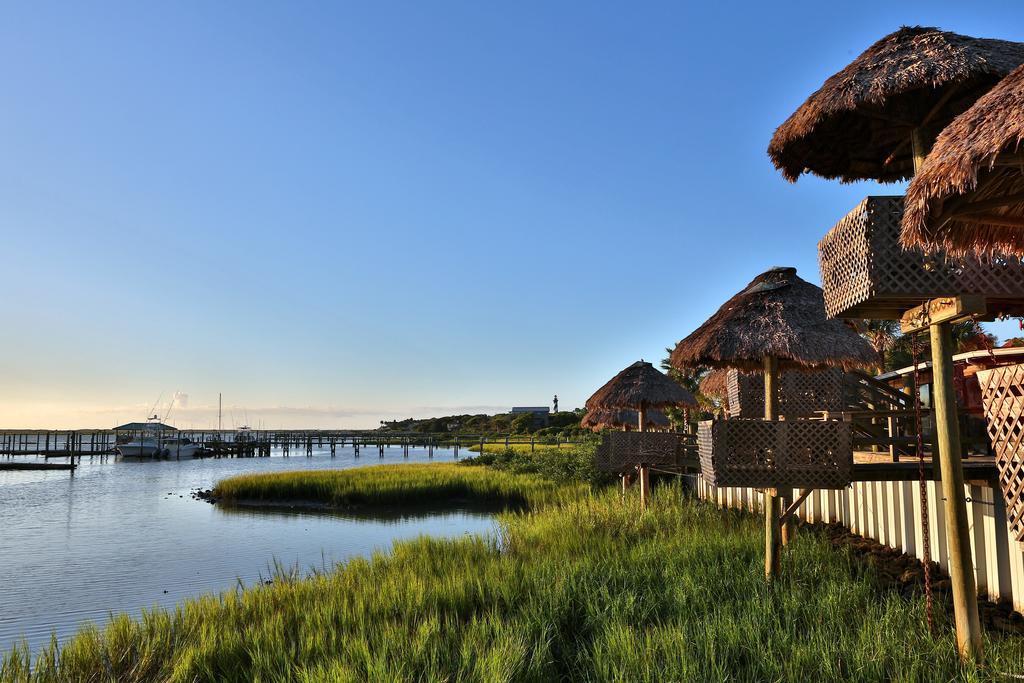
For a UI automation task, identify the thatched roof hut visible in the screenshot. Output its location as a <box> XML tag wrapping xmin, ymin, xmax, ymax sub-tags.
<box><xmin>769</xmin><ymin>26</ymin><xmax>1024</xmax><ymax>183</ymax></box>
<box><xmin>901</xmin><ymin>63</ymin><xmax>1024</xmax><ymax>257</ymax></box>
<box><xmin>698</xmin><ymin>369</ymin><xmax>729</xmax><ymax>399</ymax></box>
<box><xmin>670</xmin><ymin>267</ymin><xmax>878</xmax><ymax>372</ymax></box>
<box><xmin>580</xmin><ymin>407</ymin><xmax>669</xmax><ymax>432</ymax></box>
<box><xmin>585</xmin><ymin>361</ymin><xmax>697</xmax><ymax>412</ymax></box>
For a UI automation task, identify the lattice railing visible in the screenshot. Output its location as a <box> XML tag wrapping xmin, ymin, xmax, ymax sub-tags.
<box><xmin>697</xmin><ymin>419</ymin><xmax>852</xmax><ymax>489</ymax></box>
<box><xmin>818</xmin><ymin>196</ymin><xmax>1024</xmax><ymax>320</ymax></box>
<box><xmin>593</xmin><ymin>432</ymin><xmax>686</xmax><ymax>473</ymax></box>
<box><xmin>727</xmin><ymin>368</ymin><xmax>845</xmax><ymax>419</ymax></box>
<box><xmin>978</xmin><ymin>364</ymin><xmax>1024</xmax><ymax>542</ymax></box>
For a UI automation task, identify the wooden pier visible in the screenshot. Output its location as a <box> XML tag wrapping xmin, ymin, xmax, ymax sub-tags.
<box><xmin>0</xmin><ymin>429</ymin><xmax>579</xmax><ymax>460</ymax></box>
<box><xmin>0</xmin><ymin>461</ymin><xmax>75</xmax><ymax>471</ymax></box>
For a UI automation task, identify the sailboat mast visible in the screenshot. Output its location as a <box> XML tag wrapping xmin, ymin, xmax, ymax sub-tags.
<box><xmin>218</xmin><ymin>393</ymin><xmax>222</xmax><ymax>432</ymax></box>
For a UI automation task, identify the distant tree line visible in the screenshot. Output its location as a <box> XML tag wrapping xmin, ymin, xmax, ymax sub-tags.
<box><xmin>378</xmin><ymin>410</ymin><xmax>586</xmax><ymax>438</ymax></box>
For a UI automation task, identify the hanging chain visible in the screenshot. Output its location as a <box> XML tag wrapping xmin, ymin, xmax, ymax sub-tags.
<box><xmin>910</xmin><ymin>314</ymin><xmax>934</xmax><ymax>633</ymax></box>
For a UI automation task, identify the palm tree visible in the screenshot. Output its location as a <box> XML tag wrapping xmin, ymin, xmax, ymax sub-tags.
<box><xmin>950</xmin><ymin>320</ymin><xmax>997</xmax><ymax>352</ymax></box>
<box><xmin>856</xmin><ymin>319</ymin><xmax>901</xmax><ymax>373</ymax></box>
<box><xmin>660</xmin><ymin>350</ymin><xmax>717</xmax><ymax>428</ymax></box>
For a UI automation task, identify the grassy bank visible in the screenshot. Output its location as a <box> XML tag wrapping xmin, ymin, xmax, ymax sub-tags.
<box><xmin>6</xmin><ymin>466</ymin><xmax>1024</xmax><ymax>680</ymax></box>
<box><xmin>212</xmin><ymin>463</ymin><xmax>578</xmax><ymax>510</ymax></box>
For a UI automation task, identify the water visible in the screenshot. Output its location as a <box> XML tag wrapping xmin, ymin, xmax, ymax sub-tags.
<box><xmin>0</xmin><ymin>447</ymin><xmax>495</xmax><ymax>655</ymax></box>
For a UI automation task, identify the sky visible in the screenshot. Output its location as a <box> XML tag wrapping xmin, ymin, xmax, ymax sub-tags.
<box><xmin>3</xmin><ymin>1</ymin><xmax>1024</xmax><ymax>429</ymax></box>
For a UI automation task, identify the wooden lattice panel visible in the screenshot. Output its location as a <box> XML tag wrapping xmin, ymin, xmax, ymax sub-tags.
<box><xmin>727</xmin><ymin>368</ymin><xmax>845</xmax><ymax>419</ymax></box>
<box><xmin>698</xmin><ymin>419</ymin><xmax>852</xmax><ymax>489</ymax></box>
<box><xmin>818</xmin><ymin>196</ymin><xmax>1024</xmax><ymax>320</ymax></box>
<box><xmin>593</xmin><ymin>432</ymin><xmax>684</xmax><ymax>473</ymax></box>
<box><xmin>978</xmin><ymin>364</ymin><xmax>1024</xmax><ymax>542</ymax></box>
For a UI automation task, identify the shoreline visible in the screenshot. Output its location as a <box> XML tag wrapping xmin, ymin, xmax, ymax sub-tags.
<box><xmin>206</xmin><ymin>494</ymin><xmax>523</xmax><ymax>517</ymax></box>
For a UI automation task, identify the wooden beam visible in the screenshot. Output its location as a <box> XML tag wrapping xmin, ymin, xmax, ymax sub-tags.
<box><xmin>919</xmin><ymin>83</ymin><xmax>961</xmax><ymax>128</ymax></box>
<box><xmin>900</xmin><ymin>296</ymin><xmax>987</xmax><ymax>334</ymax></box>
<box><xmin>779</xmin><ymin>488</ymin><xmax>813</xmax><ymax>521</ymax></box>
<box><xmin>948</xmin><ymin>190</ymin><xmax>1024</xmax><ymax>217</ymax></box>
<box><xmin>993</xmin><ymin>153</ymin><xmax>1024</xmax><ymax>167</ymax></box>
<box><xmin>947</xmin><ymin>213</ymin><xmax>1024</xmax><ymax>230</ymax></box>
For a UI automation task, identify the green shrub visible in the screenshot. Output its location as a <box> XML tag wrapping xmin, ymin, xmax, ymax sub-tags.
<box><xmin>463</xmin><ymin>442</ymin><xmax>614</xmax><ymax>487</ymax></box>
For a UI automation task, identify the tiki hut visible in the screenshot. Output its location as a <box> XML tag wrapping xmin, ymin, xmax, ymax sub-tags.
<box><xmin>699</xmin><ymin>369</ymin><xmax>729</xmax><ymax>400</ymax></box>
<box><xmin>580</xmin><ymin>407</ymin><xmax>670</xmax><ymax>432</ymax></box>
<box><xmin>901</xmin><ymin>63</ymin><xmax>1024</xmax><ymax>257</ymax></box>
<box><xmin>670</xmin><ymin>267</ymin><xmax>879</xmax><ymax>373</ymax></box>
<box><xmin>769</xmin><ymin>26</ymin><xmax>1024</xmax><ymax>183</ymax></box>
<box><xmin>671</xmin><ymin>266</ymin><xmax>875</xmax><ymax>579</ymax></box>
<box><xmin>585</xmin><ymin>360</ymin><xmax>697</xmax><ymax>431</ymax></box>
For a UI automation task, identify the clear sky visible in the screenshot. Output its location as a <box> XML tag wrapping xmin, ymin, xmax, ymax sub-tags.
<box><xmin>3</xmin><ymin>1</ymin><xmax>1024</xmax><ymax>429</ymax></box>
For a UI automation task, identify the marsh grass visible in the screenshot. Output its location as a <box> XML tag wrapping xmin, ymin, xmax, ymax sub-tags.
<box><xmin>5</xmin><ymin>472</ymin><xmax>1024</xmax><ymax>681</ymax></box>
<box><xmin>212</xmin><ymin>463</ymin><xmax>580</xmax><ymax>511</ymax></box>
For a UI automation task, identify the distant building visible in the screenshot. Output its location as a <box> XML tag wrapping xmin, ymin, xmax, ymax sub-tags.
<box><xmin>510</xmin><ymin>406</ymin><xmax>550</xmax><ymax>428</ymax></box>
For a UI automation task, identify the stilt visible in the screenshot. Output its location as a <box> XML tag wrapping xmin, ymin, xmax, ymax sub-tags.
<box><xmin>764</xmin><ymin>355</ymin><xmax>781</xmax><ymax>579</ymax></box>
<box><xmin>930</xmin><ymin>320</ymin><xmax>983</xmax><ymax>660</ymax></box>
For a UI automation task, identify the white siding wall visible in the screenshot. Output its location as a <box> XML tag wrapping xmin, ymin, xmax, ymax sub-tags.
<box><xmin>695</xmin><ymin>477</ymin><xmax>1020</xmax><ymax>610</ymax></box>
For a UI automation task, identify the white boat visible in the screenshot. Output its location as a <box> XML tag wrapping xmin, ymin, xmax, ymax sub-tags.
<box><xmin>113</xmin><ymin>415</ymin><xmax>204</xmax><ymax>459</ymax></box>
<box><xmin>115</xmin><ymin>436</ymin><xmax>163</xmax><ymax>458</ymax></box>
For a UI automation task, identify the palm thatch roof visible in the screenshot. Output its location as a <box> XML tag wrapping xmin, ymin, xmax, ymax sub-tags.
<box><xmin>698</xmin><ymin>369</ymin><xmax>730</xmax><ymax>399</ymax></box>
<box><xmin>580</xmin><ymin>408</ymin><xmax>669</xmax><ymax>432</ymax></box>
<box><xmin>670</xmin><ymin>267</ymin><xmax>879</xmax><ymax>372</ymax></box>
<box><xmin>901</xmin><ymin>63</ymin><xmax>1024</xmax><ymax>257</ymax></box>
<box><xmin>585</xmin><ymin>361</ymin><xmax>697</xmax><ymax>412</ymax></box>
<box><xmin>769</xmin><ymin>26</ymin><xmax>1024</xmax><ymax>183</ymax></box>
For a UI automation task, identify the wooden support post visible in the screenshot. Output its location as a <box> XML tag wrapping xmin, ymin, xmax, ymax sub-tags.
<box><xmin>930</xmin><ymin>321</ymin><xmax>983</xmax><ymax>660</ymax></box>
<box><xmin>764</xmin><ymin>355</ymin><xmax>781</xmax><ymax>579</ymax></box>
<box><xmin>912</xmin><ymin>127</ymin><xmax>928</xmax><ymax>174</ymax></box>
<box><xmin>888</xmin><ymin>415</ymin><xmax>900</xmax><ymax>462</ymax></box>
<box><xmin>638</xmin><ymin>466</ymin><xmax>650</xmax><ymax>509</ymax></box>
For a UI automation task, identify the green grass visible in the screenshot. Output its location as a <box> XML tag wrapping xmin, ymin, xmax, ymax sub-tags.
<box><xmin>212</xmin><ymin>463</ymin><xmax>579</xmax><ymax>510</ymax></box>
<box><xmin>5</xmin><ymin>466</ymin><xmax>1024</xmax><ymax>681</ymax></box>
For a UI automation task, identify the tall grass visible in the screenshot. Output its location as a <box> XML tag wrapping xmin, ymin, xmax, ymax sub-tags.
<box><xmin>213</xmin><ymin>463</ymin><xmax>581</xmax><ymax>510</ymax></box>
<box><xmin>6</xmin><ymin>476</ymin><xmax>1024</xmax><ymax>681</ymax></box>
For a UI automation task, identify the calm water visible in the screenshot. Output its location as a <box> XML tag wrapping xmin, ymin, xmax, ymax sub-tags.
<box><xmin>0</xmin><ymin>447</ymin><xmax>495</xmax><ymax>655</ymax></box>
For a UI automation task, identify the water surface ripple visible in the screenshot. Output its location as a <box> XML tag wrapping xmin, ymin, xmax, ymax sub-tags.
<box><xmin>0</xmin><ymin>448</ymin><xmax>493</xmax><ymax>655</ymax></box>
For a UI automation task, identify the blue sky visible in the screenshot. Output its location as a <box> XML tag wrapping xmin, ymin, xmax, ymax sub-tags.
<box><xmin>3</xmin><ymin>1</ymin><xmax>1023</xmax><ymax>428</ymax></box>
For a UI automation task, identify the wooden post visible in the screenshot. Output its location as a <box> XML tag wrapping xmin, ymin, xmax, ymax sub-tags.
<box><xmin>911</xmin><ymin>127</ymin><xmax>929</xmax><ymax>174</ymax></box>
<box><xmin>888</xmin><ymin>415</ymin><xmax>900</xmax><ymax>462</ymax></box>
<box><xmin>930</xmin><ymin>321</ymin><xmax>983</xmax><ymax>660</ymax></box>
<box><xmin>638</xmin><ymin>465</ymin><xmax>651</xmax><ymax>508</ymax></box>
<box><xmin>764</xmin><ymin>355</ymin><xmax>782</xmax><ymax>579</ymax></box>
<box><xmin>637</xmin><ymin>403</ymin><xmax>650</xmax><ymax>508</ymax></box>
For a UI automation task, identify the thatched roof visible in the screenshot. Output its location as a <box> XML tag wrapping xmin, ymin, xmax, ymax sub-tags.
<box><xmin>769</xmin><ymin>26</ymin><xmax>1024</xmax><ymax>183</ymax></box>
<box><xmin>901</xmin><ymin>63</ymin><xmax>1024</xmax><ymax>257</ymax></box>
<box><xmin>585</xmin><ymin>361</ymin><xmax>697</xmax><ymax>411</ymax></box>
<box><xmin>580</xmin><ymin>408</ymin><xmax>669</xmax><ymax>432</ymax></box>
<box><xmin>670</xmin><ymin>267</ymin><xmax>879</xmax><ymax>372</ymax></box>
<box><xmin>698</xmin><ymin>369</ymin><xmax>730</xmax><ymax>399</ymax></box>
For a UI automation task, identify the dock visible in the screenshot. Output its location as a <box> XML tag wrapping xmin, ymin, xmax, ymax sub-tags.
<box><xmin>0</xmin><ymin>461</ymin><xmax>75</xmax><ymax>471</ymax></box>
